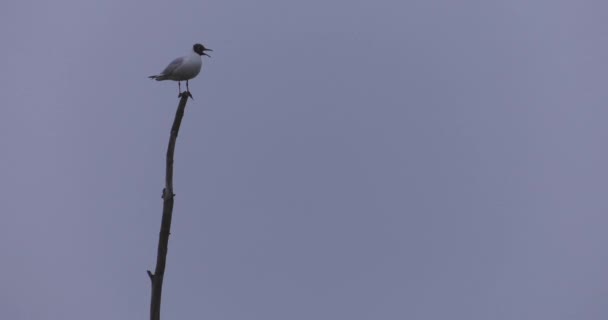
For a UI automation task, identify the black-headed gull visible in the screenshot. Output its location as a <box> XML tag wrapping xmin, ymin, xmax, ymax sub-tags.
<box><xmin>149</xmin><ymin>43</ymin><xmax>212</xmax><ymax>96</ymax></box>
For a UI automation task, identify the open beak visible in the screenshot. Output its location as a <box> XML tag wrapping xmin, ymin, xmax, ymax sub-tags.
<box><xmin>203</xmin><ymin>48</ymin><xmax>213</xmax><ymax>57</ymax></box>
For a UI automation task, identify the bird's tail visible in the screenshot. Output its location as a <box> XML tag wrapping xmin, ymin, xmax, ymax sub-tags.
<box><xmin>148</xmin><ymin>75</ymin><xmax>166</xmax><ymax>81</ymax></box>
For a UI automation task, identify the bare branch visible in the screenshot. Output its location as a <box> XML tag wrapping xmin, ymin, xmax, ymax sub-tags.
<box><xmin>149</xmin><ymin>93</ymin><xmax>192</xmax><ymax>320</ymax></box>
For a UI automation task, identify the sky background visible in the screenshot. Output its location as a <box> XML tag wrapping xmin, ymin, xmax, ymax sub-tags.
<box><xmin>1</xmin><ymin>0</ymin><xmax>608</xmax><ymax>319</ymax></box>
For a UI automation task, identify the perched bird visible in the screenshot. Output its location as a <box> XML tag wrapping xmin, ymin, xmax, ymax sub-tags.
<box><xmin>149</xmin><ymin>43</ymin><xmax>212</xmax><ymax>97</ymax></box>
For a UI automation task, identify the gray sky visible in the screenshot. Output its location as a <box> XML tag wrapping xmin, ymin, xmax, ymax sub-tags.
<box><xmin>1</xmin><ymin>0</ymin><xmax>607</xmax><ymax>319</ymax></box>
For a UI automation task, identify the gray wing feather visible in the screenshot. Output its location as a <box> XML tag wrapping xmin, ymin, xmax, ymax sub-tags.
<box><xmin>160</xmin><ymin>57</ymin><xmax>184</xmax><ymax>76</ymax></box>
<box><xmin>150</xmin><ymin>57</ymin><xmax>185</xmax><ymax>80</ymax></box>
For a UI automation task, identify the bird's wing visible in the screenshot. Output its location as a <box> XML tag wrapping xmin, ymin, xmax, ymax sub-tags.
<box><xmin>159</xmin><ymin>57</ymin><xmax>184</xmax><ymax>76</ymax></box>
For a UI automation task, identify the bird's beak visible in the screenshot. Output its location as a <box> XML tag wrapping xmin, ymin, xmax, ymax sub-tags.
<box><xmin>203</xmin><ymin>48</ymin><xmax>213</xmax><ymax>57</ymax></box>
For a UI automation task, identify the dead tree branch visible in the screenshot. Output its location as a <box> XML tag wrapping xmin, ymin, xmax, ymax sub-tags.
<box><xmin>148</xmin><ymin>92</ymin><xmax>192</xmax><ymax>320</ymax></box>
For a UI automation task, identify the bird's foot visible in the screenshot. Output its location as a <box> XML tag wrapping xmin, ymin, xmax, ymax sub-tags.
<box><xmin>179</xmin><ymin>91</ymin><xmax>194</xmax><ymax>99</ymax></box>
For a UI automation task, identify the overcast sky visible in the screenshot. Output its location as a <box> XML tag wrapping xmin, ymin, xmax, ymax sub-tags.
<box><xmin>1</xmin><ymin>0</ymin><xmax>608</xmax><ymax>319</ymax></box>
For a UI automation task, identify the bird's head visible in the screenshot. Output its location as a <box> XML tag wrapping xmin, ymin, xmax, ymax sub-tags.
<box><xmin>193</xmin><ymin>43</ymin><xmax>212</xmax><ymax>57</ymax></box>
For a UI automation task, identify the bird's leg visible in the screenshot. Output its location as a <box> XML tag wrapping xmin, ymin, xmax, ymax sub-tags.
<box><xmin>178</xmin><ymin>81</ymin><xmax>182</xmax><ymax>97</ymax></box>
<box><xmin>185</xmin><ymin>80</ymin><xmax>194</xmax><ymax>99</ymax></box>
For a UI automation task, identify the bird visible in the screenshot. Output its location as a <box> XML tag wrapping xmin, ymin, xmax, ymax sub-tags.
<box><xmin>149</xmin><ymin>43</ymin><xmax>212</xmax><ymax>97</ymax></box>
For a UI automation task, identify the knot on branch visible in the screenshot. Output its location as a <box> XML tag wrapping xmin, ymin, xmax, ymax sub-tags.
<box><xmin>162</xmin><ymin>188</ymin><xmax>175</xmax><ymax>200</ymax></box>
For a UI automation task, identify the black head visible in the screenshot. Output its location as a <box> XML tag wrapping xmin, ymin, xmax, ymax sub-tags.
<box><xmin>193</xmin><ymin>43</ymin><xmax>212</xmax><ymax>57</ymax></box>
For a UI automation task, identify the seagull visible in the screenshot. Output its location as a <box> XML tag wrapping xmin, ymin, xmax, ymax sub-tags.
<box><xmin>149</xmin><ymin>43</ymin><xmax>212</xmax><ymax>97</ymax></box>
